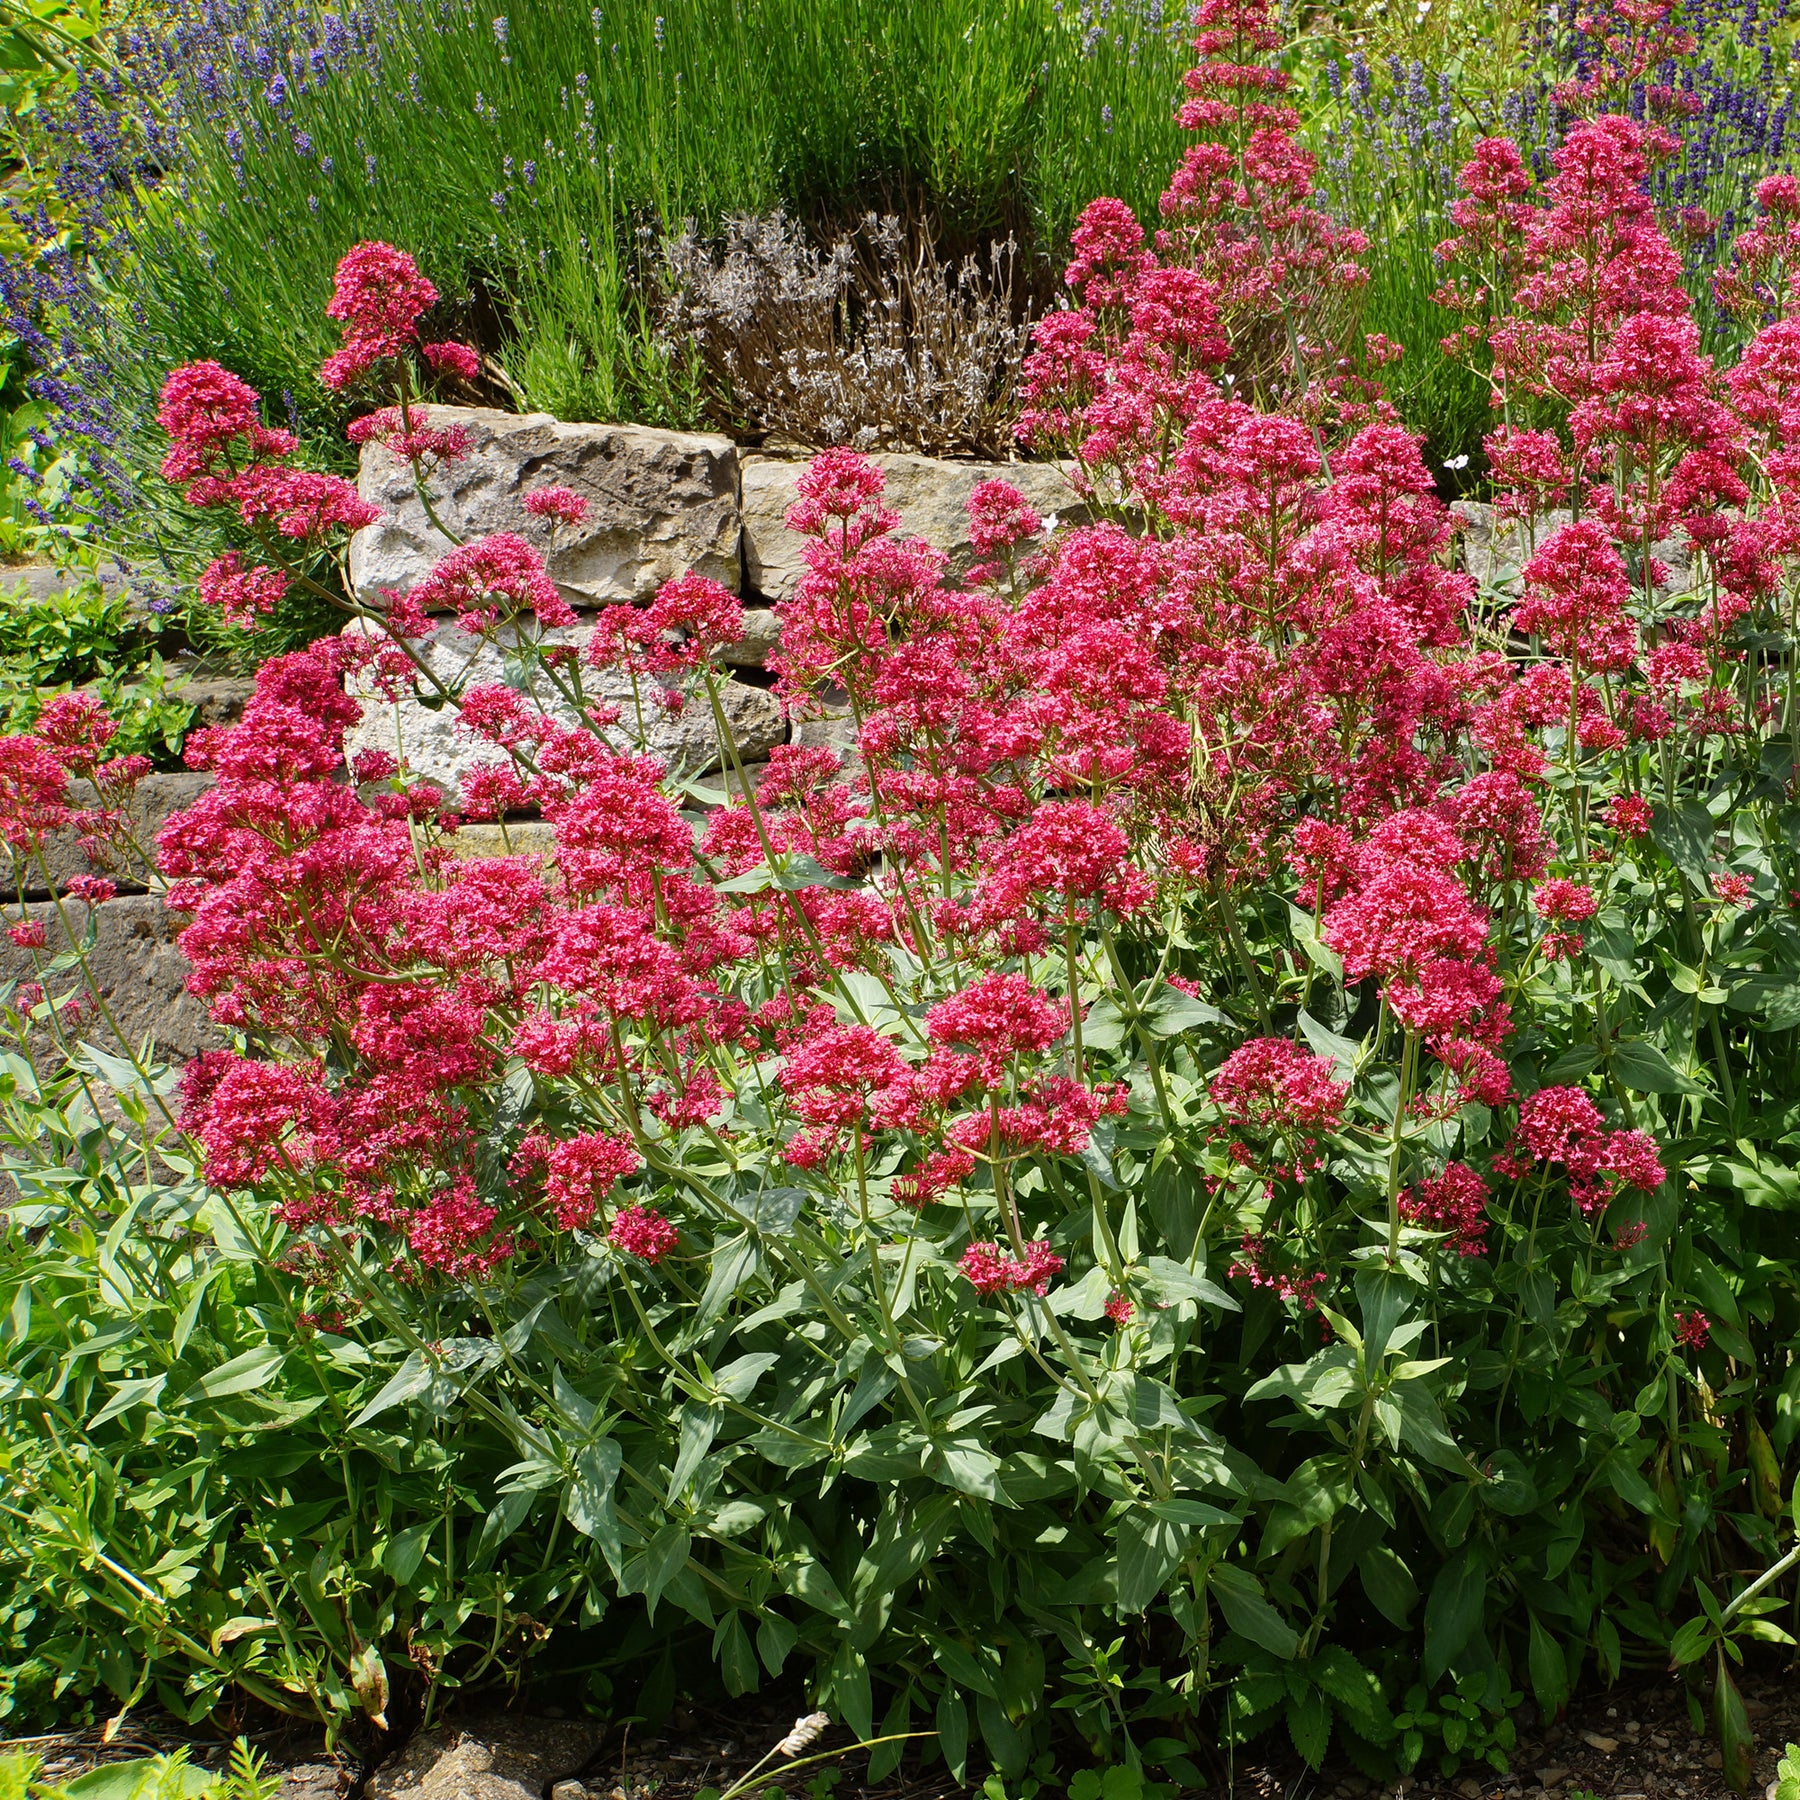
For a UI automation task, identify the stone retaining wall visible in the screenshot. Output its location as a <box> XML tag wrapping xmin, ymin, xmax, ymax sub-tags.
<box><xmin>341</xmin><ymin>408</ymin><xmax>1090</xmax><ymax>814</ymax></box>
<box><xmin>5</xmin><ymin>415</ymin><xmax>1084</xmax><ymax>1063</ymax></box>
<box><xmin>7</xmin><ymin>414</ymin><xmax>1545</xmax><ymax>1066</ymax></box>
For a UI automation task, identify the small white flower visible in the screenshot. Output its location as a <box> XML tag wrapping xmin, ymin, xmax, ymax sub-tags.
<box><xmin>1443</xmin><ymin>454</ymin><xmax>1470</xmax><ymax>471</ymax></box>
<box><xmin>1041</xmin><ymin>512</ymin><xmax>1061</xmax><ymax>534</ymax></box>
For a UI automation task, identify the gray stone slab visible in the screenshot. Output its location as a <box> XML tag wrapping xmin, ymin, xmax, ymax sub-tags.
<box><xmin>0</xmin><ymin>894</ymin><xmax>221</xmax><ymax>1062</ymax></box>
<box><xmin>348</xmin><ymin>408</ymin><xmax>741</xmax><ymax>606</ymax></box>
<box><xmin>719</xmin><ymin>605</ymin><xmax>780</xmax><ymax>668</ymax></box>
<box><xmin>1452</xmin><ymin>502</ymin><xmax>1694</xmax><ymax>601</ymax></box>
<box><xmin>0</xmin><ymin>563</ymin><xmax>129</xmax><ymax>604</ymax></box>
<box><xmin>0</xmin><ymin>772</ymin><xmax>214</xmax><ymax>899</ymax></box>
<box><xmin>367</xmin><ymin>1718</ymin><xmax>603</xmax><ymax>1800</ymax></box>
<box><xmin>1451</xmin><ymin>501</ymin><xmax>1572</xmax><ymax>598</ymax></box>
<box><xmin>342</xmin><ymin>621</ymin><xmax>784</xmax><ymax>803</ymax></box>
<box><xmin>172</xmin><ymin>675</ymin><xmax>259</xmax><ymax>730</ymax></box>
<box><xmin>740</xmin><ymin>453</ymin><xmax>1081</xmax><ymax>601</ymax></box>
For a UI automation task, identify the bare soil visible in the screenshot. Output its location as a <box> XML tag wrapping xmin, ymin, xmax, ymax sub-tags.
<box><xmin>6</xmin><ymin>1661</ymin><xmax>1797</xmax><ymax>1800</ymax></box>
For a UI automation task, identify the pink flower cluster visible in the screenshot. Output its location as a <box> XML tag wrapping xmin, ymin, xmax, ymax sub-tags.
<box><xmin>1230</xmin><ymin>1233</ymin><xmax>1326</xmax><ymax>1310</ymax></box>
<box><xmin>1210</xmin><ymin>1036</ymin><xmax>1347</xmax><ymax>1170</ymax></box>
<box><xmin>1673</xmin><ymin>1309</ymin><xmax>1711</xmax><ymax>1350</ymax></box>
<box><xmin>0</xmin><ymin>695</ymin><xmax>146</xmax><ymax>875</ymax></box>
<box><xmin>1401</xmin><ymin>1162</ymin><xmax>1491</xmax><ymax>1258</ymax></box>
<box><xmin>958</xmin><ymin>1240</ymin><xmax>1065</xmax><ymax>1299</ymax></box>
<box><xmin>1498</xmin><ymin>1087</ymin><xmax>1666</xmax><ymax>1212</ymax></box>
<box><xmin>609</xmin><ymin>1205</ymin><xmax>678</xmax><ymax>1263</ymax></box>
<box><xmin>321</xmin><ymin>241</ymin><xmax>478</xmax><ymax>392</ymax></box>
<box><xmin>86</xmin><ymin>0</ymin><xmax>1800</xmax><ymax>1325</ymax></box>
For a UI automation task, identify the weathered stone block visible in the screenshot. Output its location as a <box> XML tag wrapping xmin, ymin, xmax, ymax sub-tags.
<box><xmin>442</xmin><ymin>821</ymin><xmax>560</xmax><ymax>860</ymax></box>
<box><xmin>720</xmin><ymin>605</ymin><xmax>781</xmax><ymax>668</ymax></box>
<box><xmin>367</xmin><ymin>1718</ymin><xmax>602</xmax><ymax>1800</ymax></box>
<box><xmin>789</xmin><ymin>688</ymin><xmax>861</xmax><ymax>777</ymax></box>
<box><xmin>172</xmin><ymin>674</ymin><xmax>259</xmax><ymax>730</ymax></box>
<box><xmin>0</xmin><ymin>894</ymin><xmax>220</xmax><ymax>1061</ymax></box>
<box><xmin>0</xmin><ymin>771</ymin><xmax>213</xmax><ymax>898</ymax></box>
<box><xmin>0</xmin><ymin>562</ymin><xmax>130</xmax><ymax>605</ymax></box>
<box><xmin>1451</xmin><ymin>502</ymin><xmax>1572</xmax><ymax>598</ymax></box>
<box><xmin>349</xmin><ymin>408</ymin><xmax>742</xmax><ymax>605</ymax></box>
<box><xmin>341</xmin><ymin>622</ymin><xmax>783</xmax><ymax>803</ymax></box>
<box><xmin>275</xmin><ymin>1762</ymin><xmax>355</xmax><ymax>1800</ymax></box>
<box><xmin>1453</xmin><ymin>502</ymin><xmax>1694</xmax><ymax>601</ymax></box>
<box><xmin>740</xmin><ymin>453</ymin><xmax>1080</xmax><ymax>601</ymax></box>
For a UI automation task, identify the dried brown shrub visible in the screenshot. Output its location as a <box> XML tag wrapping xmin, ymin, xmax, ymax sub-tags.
<box><xmin>659</xmin><ymin>211</ymin><xmax>1033</xmax><ymax>460</ymax></box>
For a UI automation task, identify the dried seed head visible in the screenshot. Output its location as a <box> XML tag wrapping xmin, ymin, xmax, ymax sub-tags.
<box><xmin>776</xmin><ymin>1712</ymin><xmax>831</xmax><ymax>1757</ymax></box>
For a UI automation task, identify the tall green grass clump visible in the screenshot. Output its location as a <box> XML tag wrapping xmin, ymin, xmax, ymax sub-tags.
<box><xmin>10</xmin><ymin>0</ymin><xmax>1191</xmax><ymax>498</ymax></box>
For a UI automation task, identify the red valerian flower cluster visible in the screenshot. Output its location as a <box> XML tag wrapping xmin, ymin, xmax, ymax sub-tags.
<box><xmin>1210</xmin><ymin>1037</ymin><xmax>1347</xmax><ymax>1172</ymax></box>
<box><xmin>321</xmin><ymin>240</ymin><xmax>479</xmax><ymax>393</ymax></box>
<box><xmin>609</xmin><ymin>1205</ymin><xmax>679</xmax><ymax>1264</ymax></box>
<box><xmin>959</xmin><ymin>1240</ymin><xmax>1066</xmax><ymax>1298</ymax></box>
<box><xmin>1498</xmin><ymin>1087</ymin><xmax>1666</xmax><ymax>1212</ymax></box>
<box><xmin>22</xmin><ymin>0</ymin><xmax>1774</xmax><ymax>1356</ymax></box>
<box><xmin>1400</xmin><ymin>1162</ymin><xmax>1491</xmax><ymax>1259</ymax></box>
<box><xmin>1673</xmin><ymin>1309</ymin><xmax>1711</xmax><ymax>1350</ymax></box>
<box><xmin>1229</xmin><ymin>1233</ymin><xmax>1326</xmax><ymax>1310</ymax></box>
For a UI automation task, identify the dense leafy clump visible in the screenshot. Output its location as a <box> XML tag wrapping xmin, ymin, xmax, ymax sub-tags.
<box><xmin>5</xmin><ymin>0</ymin><xmax>1800</xmax><ymax>1782</ymax></box>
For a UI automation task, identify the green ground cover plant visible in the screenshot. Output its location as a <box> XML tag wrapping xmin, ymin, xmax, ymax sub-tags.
<box><xmin>0</xmin><ymin>577</ymin><xmax>190</xmax><ymax>761</ymax></box>
<box><xmin>0</xmin><ymin>1051</ymin><xmax>608</xmax><ymax>1731</ymax></box>
<box><xmin>0</xmin><ymin>1741</ymin><xmax>276</xmax><ymax>1798</ymax></box>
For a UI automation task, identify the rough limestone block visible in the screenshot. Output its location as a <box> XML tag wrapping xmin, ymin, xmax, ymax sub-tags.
<box><xmin>367</xmin><ymin>1718</ymin><xmax>603</xmax><ymax>1800</ymax></box>
<box><xmin>1453</xmin><ymin>501</ymin><xmax>1694</xmax><ymax>601</ymax></box>
<box><xmin>442</xmin><ymin>821</ymin><xmax>559</xmax><ymax>862</ymax></box>
<box><xmin>0</xmin><ymin>772</ymin><xmax>213</xmax><ymax>898</ymax></box>
<box><xmin>720</xmin><ymin>605</ymin><xmax>781</xmax><ymax>668</ymax></box>
<box><xmin>740</xmin><ymin>453</ymin><xmax>1081</xmax><ymax>602</ymax></box>
<box><xmin>789</xmin><ymin>688</ymin><xmax>861</xmax><ymax>777</ymax></box>
<box><xmin>342</xmin><ymin>621</ymin><xmax>784</xmax><ymax>803</ymax></box>
<box><xmin>349</xmin><ymin>407</ymin><xmax>742</xmax><ymax>605</ymax></box>
<box><xmin>172</xmin><ymin>674</ymin><xmax>259</xmax><ymax>730</ymax></box>
<box><xmin>0</xmin><ymin>894</ymin><xmax>221</xmax><ymax>1061</ymax></box>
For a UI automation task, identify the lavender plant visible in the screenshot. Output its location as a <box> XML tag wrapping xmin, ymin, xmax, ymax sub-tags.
<box><xmin>0</xmin><ymin>0</ymin><xmax>1192</xmax><ymax>584</ymax></box>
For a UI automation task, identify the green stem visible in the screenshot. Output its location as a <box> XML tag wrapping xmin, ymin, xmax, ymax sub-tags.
<box><xmin>1384</xmin><ymin>1028</ymin><xmax>1419</xmax><ymax>1261</ymax></box>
